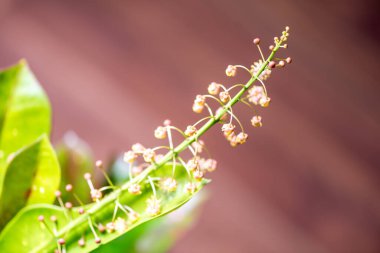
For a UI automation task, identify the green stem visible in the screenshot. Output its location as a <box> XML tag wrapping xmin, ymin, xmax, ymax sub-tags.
<box><xmin>41</xmin><ymin>39</ymin><xmax>284</xmax><ymax>252</ymax></box>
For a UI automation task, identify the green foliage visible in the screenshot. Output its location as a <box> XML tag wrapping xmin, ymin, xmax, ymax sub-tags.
<box><xmin>0</xmin><ymin>61</ymin><xmax>55</xmax><ymax>231</ymax></box>
<box><xmin>0</xmin><ymin>205</ymin><xmax>66</xmax><ymax>252</ymax></box>
<box><xmin>0</xmin><ymin>60</ymin><xmax>51</xmax><ymax>173</ymax></box>
<box><xmin>0</xmin><ymin>164</ymin><xmax>208</xmax><ymax>253</ymax></box>
<box><xmin>94</xmin><ymin>193</ymin><xmax>206</xmax><ymax>253</ymax></box>
<box><xmin>0</xmin><ymin>60</ymin><xmax>208</xmax><ymax>253</ymax></box>
<box><xmin>0</xmin><ymin>27</ymin><xmax>289</xmax><ymax>251</ymax></box>
<box><xmin>0</xmin><ymin>136</ymin><xmax>60</xmax><ymax>230</ymax></box>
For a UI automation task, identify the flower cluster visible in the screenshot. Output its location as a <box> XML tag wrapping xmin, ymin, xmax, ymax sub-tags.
<box><xmin>186</xmin><ymin>27</ymin><xmax>291</xmax><ymax>147</ymax></box>
<box><xmin>37</xmin><ymin>27</ymin><xmax>291</xmax><ymax>252</ymax></box>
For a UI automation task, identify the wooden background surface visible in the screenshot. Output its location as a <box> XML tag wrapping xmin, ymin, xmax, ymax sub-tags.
<box><xmin>0</xmin><ymin>0</ymin><xmax>379</xmax><ymax>252</ymax></box>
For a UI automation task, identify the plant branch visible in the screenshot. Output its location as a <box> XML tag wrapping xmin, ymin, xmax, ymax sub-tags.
<box><xmin>40</xmin><ymin>36</ymin><xmax>285</xmax><ymax>252</ymax></box>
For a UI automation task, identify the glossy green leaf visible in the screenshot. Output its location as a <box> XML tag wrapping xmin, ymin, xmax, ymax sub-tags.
<box><xmin>0</xmin><ymin>59</ymin><xmax>51</xmax><ymax>172</ymax></box>
<box><xmin>0</xmin><ymin>204</ymin><xmax>67</xmax><ymax>252</ymax></box>
<box><xmin>0</xmin><ymin>135</ymin><xmax>61</xmax><ymax>230</ymax></box>
<box><xmin>93</xmin><ymin>192</ymin><xmax>207</xmax><ymax>253</ymax></box>
<box><xmin>0</xmin><ymin>163</ymin><xmax>208</xmax><ymax>253</ymax></box>
<box><xmin>56</xmin><ymin>131</ymin><xmax>93</xmax><ymax>203</ymax></box>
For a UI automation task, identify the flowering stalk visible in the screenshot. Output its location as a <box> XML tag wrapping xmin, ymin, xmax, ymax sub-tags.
<box><xmin>30</xmin><ymin>27</ymin><xmax>291</xmax><ymax>252</ymax></box>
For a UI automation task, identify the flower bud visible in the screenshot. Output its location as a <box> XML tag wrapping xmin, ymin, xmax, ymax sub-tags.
<box><xmin>202</xmin><ymin>158</ymin><xmax>217</xmax><ymax>172</ymax></box>
<box><xmin>163</xmin><ymin>119</ymin><xmax>171</xmax><ymax>126</ymax></box>
<box><xmin>192</xmin><ymin>103</ymin><xmax>204</xmax><ymax>113</ymax></box>
<box><xmin>123</xmin><ymin>150</ymin><xmax>137</xmax><ymax>163</ymax></box>
<box><xmin>161</xmin><ymin>177</ymin><xmax>177</xmax><ymax>192</ymax></box>
<box><xmin>98</xmin><ymin>223</ymin><xmax>106</xmax><ymax>233</ymax></box>
<box><xmin>65</xmin><ymin>184</ymin><xmax>73</xmax><ymax>192</ymax></box>
<box><xmin>251</xmin><ymin>116</ymin><xmax>262</xmax><ymax>127</ymax></box>
<box><xmin>208</xmin><ymin>82</ymin><xmax>220</xmax><ymax>95</ymax></box>
<box><xmin>219</xmin><ymin>91</ymin><xmax>230</xmax><ymax>103</ymax></box>
<box><xmin>65</xmin><ymin>202</ymin><xmax>73</xmax><ymax>209</ymax></box>
<box><xmin>131</xmin><ymin>143</ymin><xmax>145</xmax><ymax>153</ymax></box>
<box><xmin>91</xmin><ymin>189</ymin><xmax>103</xmax><ymax>201</ymax></box>
<box><xmin>259</xmin><ymin>96</ymin><xmax>271</xmax><ymax>107</ymax></box>
<box><xmin>185</xmin><ymin>182</ymin><xmax>197</xmax><ymax>193</ymax></box>
<box><xmin>229</xmin><ymin>135</ymin><xmax>239</xmax><ymax>147</ymax></box>
<box><xmin>154</xmin><ymin>126</ymin><xmax>167</xmax><ymax>139</ymax></box>
<box><xmin>191</xmin><ymin>140</ymin><xmax>204</xmax><ymax>153</ymax></box>
<box><xmin>192</xmin><ymin>95</ymin><xmax>206</xmax><ymax>113</ymax></box>
<box><xmin>128</xmin><ymin>184</ymin><xmax>141</xmax><ymax>195</ymax></box>
<box><xmin>143</xmin><ymin>148</ymin><xmax>156</xmax><ymax>163</ymax></box>
<box><xmin>225</xmin><ymin>65</ymin><xmax>237</xmax><ymax>77</ymax></box>
<box><xmin>106</xmin><ymin>222</ymin><xmax>115</xmax><ymax>233</ymax></box>
<box><xmin>114</xmin><ymin>217</ymin><xmax>128</xmax><ymax>233</ymax></box>
<box><xmin>185</xmin><ymin>125</ymin><xmax>197</xmax><ymax>136</ymax></box>
<box><xmin>236</xmin><ymin>132</ymin><xmax>248</xmax><ymax>144</ymax></box>
<box><xmin>58</xmin><ymin>238</ymin><xmax>65</xmax><ymax>245</ymax></box>
<box><xmin>128</xmin><ymin>211</ymin><xmax>140</xmax><ymax>223</ymax></box>
<box><xmin>221</xmin><ymin>123</ymin><xmax>235</xmax><ymax>136</ymax></box>
<box><xmin>187</xmin><ymin>158</ymin><xmax>199</xmax><ymax>171</ymax></box>
<box><xmin>146</xmin><ymin>197</ymin><xmax>161</xmax><ymax>216</ymax></box>
<box><xmin>78</xmin><ymin>238</ymin><xmax>85</xmax><ymax>247</ymax></box>
<box><xmin>95</xmin><ymin>160</ymin><xmax>103</xmax><ymax>169</ymax></box>
<box><xmin>193</xmin><ymin>169</ymin><xmax>204</xmax><ymax>180</ymax></box>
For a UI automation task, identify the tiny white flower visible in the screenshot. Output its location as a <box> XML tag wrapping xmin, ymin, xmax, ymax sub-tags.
<box><xmin>251</xmin><ymin>60</ymin><xmax>271</xmax><ymax>80</ymax></box>
<box><xmin>208</xmin><ymin>82</ymin><xmax>220</xmax><ymax>95</ymax></box>
<box><xmin>225</xmin><ymin>65</ymin><xmax>237</xmax><ymax>77</ymax></box>
<box><xmin>154</xmin><ymin>126</ymin><xmax>167</xmax><ymax>139</ymax></box>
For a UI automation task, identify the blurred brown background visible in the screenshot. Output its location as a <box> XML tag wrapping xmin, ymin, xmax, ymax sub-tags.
<box><xmin>1</xmin><ymin>0</ymin><xmax>379</xmax><ymax>252</ymax></box>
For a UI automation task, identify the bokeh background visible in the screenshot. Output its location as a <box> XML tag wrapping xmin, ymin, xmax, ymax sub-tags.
<box><xmin>1</xmin><ymin>0</ymin><xmax>379</xmax><ymax>252</ymax></box>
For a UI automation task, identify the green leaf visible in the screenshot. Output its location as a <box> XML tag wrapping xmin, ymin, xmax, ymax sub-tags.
<box><xmin>93</xmin><ymin>192</ymin><xmax>207</xmax><ymax>253</ymax></box>
<box><xmin>56</xmin><ymin>132</ymin><xmax>93</xmax><ymax>203</ymax></box>
<box><xmin>0</xmin><ymin>164</ymin><xmax>208</xmax><ymax>253</ymax></box>
<box><xmin>0</xmin><ymin>204</ymin><xmax>66</xmax><ymax>252</ymax></box>
<box><xmin>0</xmin><ymin>135</ymin><xmax>61</xmax><ymax>230</ymax></box>
<box><xmin>0</xmin><ymin>60</ymin><xmax>51</xmax><ymax>171</ymax></box>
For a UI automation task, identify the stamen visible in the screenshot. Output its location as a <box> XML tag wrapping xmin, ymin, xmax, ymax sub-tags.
<box><xmin>227</xmin><ymin>84</ymin><xmax>245</xmax><ymax>92</ymax></box>
<box><xmin>87</xmin><ymin>217</ymin><xmax>101</xmax><ymax>244</ymax></box>
<box><xmin>255</xmin><ymin>43</ymin><xmax>266</xmax><ymax>61</ymax></box>
<box><xmin>177</xmin><ymin>156</ymin><xmax>192</xmax><ymax>178</ymax></box>
<box><xmin>234</xmin><ymin>65</ymin><xmax>252</xmax><ymax>75</ymax></box>
<box><xmin>204</xmin><ymin>103</ymin><xmax>214</xmax><ymax>117</ymax></box>
<box><xmin>166</xmin><ymin>125</ymin><xmax>174</xmax><ymax>151</ymax></box>
<box><xmin>84</xmin><ymin>173</ymin><xmax>94</xmax><ymax>191</ymax></box>
<box><xmin>167</xmin><ymin>126</ymin><xmax>186</xmax><ymax>137</ymax></box>
<box><xmin>38</xmin><ymin>215</ymin><xmax>55</xmax><ymax>237</ymax></box>
<box><xmin>78</xmin><ymin>237</ymin><xmax>85</xmax><ymax>247</ymax></box>
<box><xmin>96</xmin><ymin>160</ymin><xmax>114</xmax><ymax>187</ymax></box>
<box><xmin>256</xmin><ymin>77</ymin><xmax>268</xmax><ymax>97</ymax></box>
<box><xmin>203</xmin><ymin>94</ymin><xmax>224</xmax><ymax>106</ymax></box>
<box><xmin>148</xmin><ymin>176</ymin><xmax>157</xmax><ymax>197</ymax></box>
<box><xmin>193</xmin><ymin>116</ymin><xmax>212</xmax><ymax>127</ymax></box>
<box><xmin>55</xmin><ymin>191</ymin><xmax>69</xmax><ymax>220</ymax></box>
